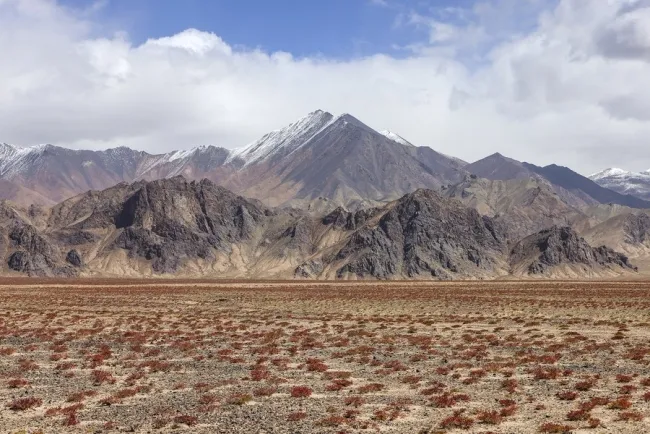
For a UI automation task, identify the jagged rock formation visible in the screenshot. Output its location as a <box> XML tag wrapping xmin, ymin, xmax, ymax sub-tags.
<box><xmin>299</xmin><ymin>189</ymin><xmax>509</xmax><ymax>280</ymax></box>
<box><xmin>4</xmin><ymin>219</ymin><xmax>75</xmax><ymax>277</ymax></box>
<box><xmin>0</xmin><ymin>180</ymin><xmax>640</xmax><ymax>279</ymax></box>
<box><xmin>510</xmin><ymin>226</ymin><xmax>636</xmax><ymax>277</ymax></box>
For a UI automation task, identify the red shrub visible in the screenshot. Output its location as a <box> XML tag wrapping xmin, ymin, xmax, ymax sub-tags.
<box><xmin>616</xmin><ymin>374</ymin><xmax>633</xmax><ymax>383</ymax></box>
<box><xmin>556</xmin><ymin>391</ymin><xmax>578</xmax><ymax>401</ymax></box>
<box><xmin>91</xmin><ymin>370</ymin><xmax>115</xmax><ymax>385</ymax></box>
<box><xmin>540</xmin><ymin>422</ymin><xmax>574</xmax><ymax>433</ymax></box>
<box><xmin>566</xmin><ymin>409</ymin><xmax>590</xmax><ymax>421</ymax></box>
<box><xmin>63</xmin><ymin>412</ymin><xmax>79</xmax><ymax>426</ymax></box>
<box><xmin>501</xmin><ymin>378</ymin><xmax>518</xmax><ymax>393</ymax></box>
<box><xmin>173</xmin><ymin>415</ymin><xmax>198</xmax><ymax>426</ymax></box>
<box><xmin>477</xmin><ymin>410</ymin><xmax>503</xmax><ymax>425</ymax></box>
<box><xmin>7</xmin><ymin>397</ymin><xmax>42</xmax><ymax>411</ymax></box>
<box><xmin>618</xmin><ymin>411</ymin><xmax>644</xmax><ymax>422</ymax></box>
<box><xmin>250</xmin><ymin>366</ymin><xmax>270</xmax><ymax>381</ymax></box>
<box><xmin>608</xmin><ymin>397</ymin><xmax>632</xmax><ymax>410</ymax></box>
<box><xmin>440</xmin><ymin>411</ymin><xmax>474</xmax><ymax>429</ymax></box>
<box><xmin>575</xmin><ymin>380</ymin><xmax>594</xmax><ymax>391</ymax></box>
<box><xmin>357</xmin><ymin>383</ymin><xmax>384</xmax><ymax>394</ymax></box>
<box><xmin>7</xmin><ymin>378</ymin><xmax>29</xmax><ymax>389</ymax></box>
<box><xmin>253</xmin><ymin>386</ymin><xmax>277</xmax><ymax>397</ymax></box>
<box><xmin>290</xmin><ymin>386</ymin><xmax>312</xmax><ymax>398</ymax></box>
<box><xmin>287</xmin><ymin>411</ymin><xmax>307</xmax><ymax>421</ymax></box>
<box><xmin>344</xmin><ymin>396</ymin><xmax>365</xmax><ymax>407</ymax></box>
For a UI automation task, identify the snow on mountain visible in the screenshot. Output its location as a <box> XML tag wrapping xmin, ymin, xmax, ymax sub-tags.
<box><xmin>0</xmin><ymin>109</ymin><xmax>469</xmax><ymax>207</ymax></box>
<box><xmin>589</xmin><ymin>167</ymin><xmax>650</xmax><ymax>201</ymax></box>
<box><xmin>589</xmin><ymin>168</ymin><xmax>632</xmax><ymax>179</ymax></box>
<box><xmin>230</xmin><ymin>110</ymin><xmax>334</xmax><ymax>166</ymax></box>
<box><xmin>380</xmin><ymin>130</ymin><xmax>414</xmax><ymax>147</ymax></box>
<box><xmin>0</xmin><ymin>143</ymin><xmax>50</xmax><ymax>177</ymax></box>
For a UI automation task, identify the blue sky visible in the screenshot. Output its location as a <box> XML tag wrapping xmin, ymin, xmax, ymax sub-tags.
<box><xmin>61</xmin><ymin>0</ymin><xmax>479</xmax><ymax>58</ymax></box>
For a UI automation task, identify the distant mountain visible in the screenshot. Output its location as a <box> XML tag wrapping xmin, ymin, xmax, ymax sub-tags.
<box><xmin>466</xmin><ymin>153</ymin><xmax>650</xmax><ymax>209</ymax></box>
<box><xmin>443</xmin><ymin>176</ymin><xmax>585</xmax><ymax>241</ymax></box>
<box><xmin>523</xmin><ymin>162</ymin><xmax>650</xmax><ymax>209</ymax></box>
<box><xmin>465</xmin><ymin>152</ymin><xmax>533</xmax><ymax>181</ymax></box>
<box><xmin>229</xmin><ymin>111</ymin><xmax>467</xmax><ymax>209</ymax></box>
<box><xmin>0</xmin><ymin>111</ymin><xmax>467</xmax><ymax>209</ymax></box>
<box><xmin>589</xmin><ymin>168</ymin><xmax>650</xmax><ymax>201</ymax></box>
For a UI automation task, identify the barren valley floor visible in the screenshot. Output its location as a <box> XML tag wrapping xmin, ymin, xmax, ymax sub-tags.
<box><xmin>1</xmin><ymin>280</ymin><xmax>650</xmax><ymax>433</ymax></box>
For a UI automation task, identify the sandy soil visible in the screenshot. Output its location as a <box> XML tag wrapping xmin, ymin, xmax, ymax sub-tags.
<box><xmin>1</xmin><ymin>279</ymin><xmax>650</xmax><ymax>433</ymax></box>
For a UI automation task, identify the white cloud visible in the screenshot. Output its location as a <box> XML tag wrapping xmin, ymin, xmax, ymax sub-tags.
<box><xmin>1</xmin><ymin>0</ymin><xmax>650</xmax><ymax>174</ymax></box>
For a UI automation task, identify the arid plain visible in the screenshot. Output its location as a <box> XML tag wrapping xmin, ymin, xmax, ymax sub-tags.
<box><xmin>2</xmin><ymin>279</ymin><xmax>650</xmax><ymax>433</ymax></box>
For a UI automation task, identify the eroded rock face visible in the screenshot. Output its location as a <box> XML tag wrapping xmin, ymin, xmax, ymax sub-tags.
<box><xmin>5</xmin><ymin>223</ymin><xmax>75</xmax><ymax>277</ymax></box>
<box><xmin>105</xmin><ymin>178</ymin><xmax>270</xmax><ymax>273</ymax></box>
<box><xmin>0</xmin><ymin>177</ymin><xmax>641</xmax><ymax>279</ymax></box>
<box><xmin>332</xmin><ymin>189</ymin><xmax>508</xmax><ymax>279</ymax></box>
<box><xmin>623</xmin><ymin>213</ymin><xmax>650</xmax><ymax>245</ymax></box>
<box><xmin>510</xmin><ymin>226</ymin><xmax>636</xmax><ymax>275</ymax></box>
<box><xmin>322</xmin><ymin>207</ymin><xmax>379</xmax><ymax>231</ymax></box>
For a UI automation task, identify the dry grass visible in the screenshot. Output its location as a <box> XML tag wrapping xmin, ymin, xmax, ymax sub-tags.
<box><xmin>1</xmin><ymin>279</ymin><xmax>650</xmax><ymax>432</ymax></box>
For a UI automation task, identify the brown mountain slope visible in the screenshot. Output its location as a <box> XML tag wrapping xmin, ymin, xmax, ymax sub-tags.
<box><xmin>0</xmin><ymin>179</ymin><xmax>55</xmax><ymax>206</ymax></box>
<box><xmin>442</xmin><ymin>176</ymin><xmax>585</xmax><ymax>241</ymax></box>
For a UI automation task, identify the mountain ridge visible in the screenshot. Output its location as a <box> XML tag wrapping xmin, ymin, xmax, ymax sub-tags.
<box><xmin>1</xmin><ymin>177</ymin><xmax>637</xmax><ymax>279</ymax></box>
<box><xmin>0</xmin><ymin>110</ymin><xmax>467</xmax><ymax>209</ymax></box>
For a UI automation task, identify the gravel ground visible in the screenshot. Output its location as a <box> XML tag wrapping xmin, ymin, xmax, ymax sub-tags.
<box><xmin>0</xmin><ymin>279</ymin><xmax>650</xmax><ymax>433</ymax></box>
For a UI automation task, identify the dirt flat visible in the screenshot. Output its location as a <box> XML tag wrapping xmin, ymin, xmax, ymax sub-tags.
<box><xmin>1</xmin><ymin>280</ymin><xmax>650</xmax><ymax>433</ymax></box>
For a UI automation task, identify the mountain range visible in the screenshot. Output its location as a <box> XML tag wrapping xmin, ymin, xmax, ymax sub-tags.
<box><xmin>589</xmin><ymin>168</ymin><xmax>650</xmax><ymax>201</ymax></box>
<box><xmin>1</xmin><ymin>109</ymin><xmax>650</xmax><ymax>279</ymax></box>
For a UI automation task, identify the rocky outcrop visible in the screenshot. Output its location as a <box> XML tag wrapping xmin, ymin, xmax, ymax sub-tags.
<box><xmin>322</xmin><ymin>207</ymin><xmax>379</xmax><ymax>231</ymax></box>
<box><xmin>510</xmin><ymin>226</ymin><xmax>636</xmax><ymax>276</ymax></box>
<box><xmin>323</xmin><ymin>189</ymin><xmax>508</xmax><ymax>279</ymax></box>
<box><xmin>5</xmin><ymin>223</ymin><xmax>75</xmax><ymax>276</ymax></box>
<box><xmin>1</xmin><ymin>178</ymin><xmax>643</xmax><ymax>279</ymax></box>
<box><xmin>66</xmin><ymin>250</ymin><xmax>83</xmax><ymax>267</ymax></box>
<box><xmin>100</xmin><ymin>177</ymin><xmax>269</xmax><ymax>273</ymax></box>
<box><xmin>623</xmin><ymin>213</ymin><xmax>650</xmax><ymax>245</ymax></box>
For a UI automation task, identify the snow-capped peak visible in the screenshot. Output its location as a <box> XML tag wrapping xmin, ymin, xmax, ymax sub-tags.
<box><xmin>589</xmin><ymin>167</ymin><xmax>631</xmax><ymax>179</ymax></box>
<box><xmin>380</xmin><ymin>130</ymin><xmax>414</xmax><ymax>147</ymax></box>
<box><xmin>0</xmin><ymin>143</ymin><xmax>51</xmax><ymax>176</ymax></box>
<box><xmin>230</xmin><ymin>110</ymin><xmax>334</xmax><ymax>166</ymax></box>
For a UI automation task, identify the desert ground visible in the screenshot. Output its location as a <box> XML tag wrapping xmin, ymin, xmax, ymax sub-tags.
<box><xmin>1</xmin><ymin>280</ymin><xmax>650</xmax><ymax>433</ymax></box>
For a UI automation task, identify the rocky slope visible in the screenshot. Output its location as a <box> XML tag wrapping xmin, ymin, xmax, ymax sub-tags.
<box><xmin>510</xmin><ymin>226</ymin><xmax>636</xmax><ymax>278</ymax></box>
<box><xmin>295</xmin><ymin>189</ymin><xmax>510</xmax><ymax>280</ymax></box>
<box><xmin>0</xmin><ymin>201</ymin><xmax>76</xmax><ymax>277</ymax></box>
<box><xmin>0</xmin><ymin>178</ymin><xmax>640</xmax><ymax>280</ymax></box>
<box><xmin>442</xmin><ymin>176</ymin><xmax>585</xmax><ymax>241</ymax></box>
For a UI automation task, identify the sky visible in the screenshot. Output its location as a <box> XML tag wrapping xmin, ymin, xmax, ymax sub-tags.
<box><xmin>1</xmin><ymin>0</ymin><xmax>650</xmax><ymax>175</ymax></box>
